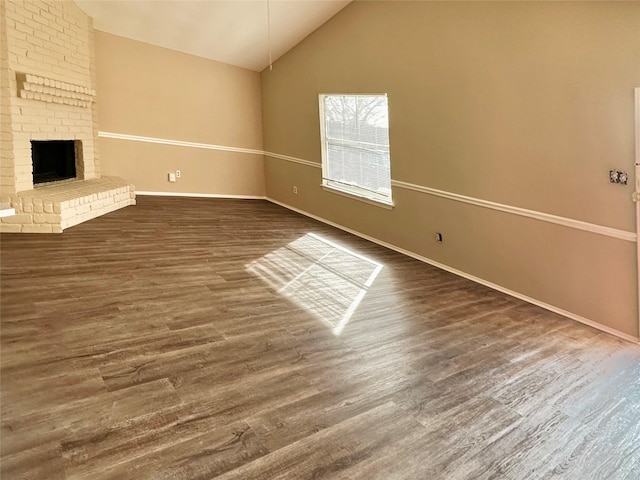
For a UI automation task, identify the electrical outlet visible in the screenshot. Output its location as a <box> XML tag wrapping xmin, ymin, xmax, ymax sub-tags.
<box><xmin>618</xmin><ymin>171</ymin><xmax>628</xmax><ymax>185</ymax></box>
<box><xmin>609</xmin><ymin>170</ymin><xmax>619</xmax><ymax>183</ymax></box>
<box><xmin>293</xmin><ymin>186</ymin><xmax>298</xmax><ymax>194</ymax></box>
<box><xmin>175</xmin><ymin>170</ymin><xmax>181</xmax><ymax>179</ymax></box>
<box><xmin>609</xmin><ymin>170</ymin><xmax>628</xmax><ymax>185</ymax></box>
<box><xmin>168</xmin><ymin>172</ymin><xmax>176</xmax><ymax>182</ymax></box>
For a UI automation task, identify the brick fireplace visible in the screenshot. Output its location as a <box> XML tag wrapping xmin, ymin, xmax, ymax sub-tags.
<box><xmin>0</xmin><ymin>0</ymin><xmax>134</xmax><ymax>233</ymax></box>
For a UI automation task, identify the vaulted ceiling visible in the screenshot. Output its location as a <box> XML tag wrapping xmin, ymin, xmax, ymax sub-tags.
<box><xmin>75</xmin><ymin>0</ymin><xmax>352</xmax><ymax>72</ymax></box>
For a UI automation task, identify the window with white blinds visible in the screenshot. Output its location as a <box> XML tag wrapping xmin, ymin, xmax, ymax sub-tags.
<box><xmin>319</xmin><ymin>94</ymin><xmax>392</xmax><ymax>206</ymax></box>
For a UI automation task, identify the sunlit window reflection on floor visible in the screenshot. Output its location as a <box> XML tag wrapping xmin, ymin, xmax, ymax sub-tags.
<box><xmin>246</xmin><ymin>233</ymin><xmax>383</xmax><ymax>335</ymax></box>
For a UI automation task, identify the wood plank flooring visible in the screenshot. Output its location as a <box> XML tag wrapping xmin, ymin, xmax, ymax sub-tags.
<box><xmin>1</xmin><ymin>196</ymin><xmax>639</xmax><ymax>479</ymax></box>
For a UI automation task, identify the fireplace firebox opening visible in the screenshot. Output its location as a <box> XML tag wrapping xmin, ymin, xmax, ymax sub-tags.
<box><xmin>31</xmin><ymin>140</ymin><xmax>82</xmax><ymax>185</ymax></box>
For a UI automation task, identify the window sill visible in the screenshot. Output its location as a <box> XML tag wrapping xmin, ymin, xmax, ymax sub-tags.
<box><xmin>321</xmin><ymin>185</ymin><xmax>394</xmax><ymax>210</ymax></box>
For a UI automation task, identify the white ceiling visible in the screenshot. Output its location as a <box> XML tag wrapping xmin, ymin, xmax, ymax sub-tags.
<box><xmin>75</xmin><ymin>0</ymin><xmax>352</xmax><ymax>72</ymax></box>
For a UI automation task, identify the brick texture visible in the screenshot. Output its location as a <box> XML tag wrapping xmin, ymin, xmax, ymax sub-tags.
<box><xmin>0</xmin><ymin>1</ymin><xmax>16</xmax><ymax>194</ymax></box>
<box><xmin>1</xmin><ymin>0</ymin><xmax>99</xmax><ymax>195</ymax></box>
<box><xmin>0</xmin><ymin>176</ymin><xmax>136</xmax><ymax>233</ymax></box>
<box><xmin>0</xmin><ymin>1</ymin><xmax>135</xmax><ymax>233</ymax></box>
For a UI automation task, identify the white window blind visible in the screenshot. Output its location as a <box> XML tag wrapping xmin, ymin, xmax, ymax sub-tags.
<box><xmin>319</xmin><ymin>94</ymin><xmax>392</xmax><ymax>205</ymax></box>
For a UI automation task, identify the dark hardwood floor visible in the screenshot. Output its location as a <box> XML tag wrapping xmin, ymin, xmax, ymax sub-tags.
<box><xmin>1</xmin><ymin>196</ymin><xmax>639</xmax><ymax>479</ymax></box>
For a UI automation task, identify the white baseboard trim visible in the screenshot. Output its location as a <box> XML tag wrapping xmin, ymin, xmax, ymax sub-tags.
<box><xmin>136</xmin><ymin>191</ymin><xmax>266</xmax><ymax>200</ymax></box>
<box><xmin>267</xmin><ymin>197</ymin><xmax>640</xmax><ymax>345</ymax></box>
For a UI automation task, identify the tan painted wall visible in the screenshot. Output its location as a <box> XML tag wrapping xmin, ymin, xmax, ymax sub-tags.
<box><xmin>95</xmin><ymin>31</ymin><xmax>265</xmax><ymax>197</ymax></box>
<box><xmin>262</xmin><ymin>1</ymin><xmax>640</xmax><ymax>337</ymax></box>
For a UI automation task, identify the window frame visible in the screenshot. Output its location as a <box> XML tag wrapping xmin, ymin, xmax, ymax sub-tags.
<box><xmin>318</xmin><ymin>93</ymin><xmax>393</xmax><ymax>208</ymax></box>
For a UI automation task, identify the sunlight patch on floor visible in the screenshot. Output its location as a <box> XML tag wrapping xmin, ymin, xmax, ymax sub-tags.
<box><xmin>246</xmin><ymin>233</ymin><xmax>383</xmax><ymax>335</ymax></box>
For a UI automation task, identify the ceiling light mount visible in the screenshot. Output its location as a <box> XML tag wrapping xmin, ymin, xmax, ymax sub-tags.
<box><xmin>266</xmin><ymin>0</ymin><xmax>273</xmax><ymax>71</ymax></box>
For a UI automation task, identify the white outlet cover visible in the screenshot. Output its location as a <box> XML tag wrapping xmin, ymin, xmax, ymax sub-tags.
<box><xmin>619</xmin><ymin>172</ymin><xmax>628</xmax><ymax>184</ymax></box>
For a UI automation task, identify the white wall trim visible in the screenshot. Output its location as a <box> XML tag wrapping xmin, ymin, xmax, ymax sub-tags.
<box><xmin>267</xmin><ymin>197</ymin><xmax>640</xmax><ymax>344</ymax></box>
<box><xmin>136</xmin><ymin>191</ymin><xmax>266</xmax><ymax>200</ymax></box>
<box><xmin>265</xmin><ymin>152</ymin><xmax>636</xmax><ymax>242</ymax></box>
<box><xmin>98</xmin><ymin>131</ymin><xmax>264</xmax><ymax>156</ymax></box>
<box><xmin>634</xmin><ymin>87</ymin><xmax>640</xmax><ymax>337</ymax></box>
<box><xmin>264</xmin><ymin>151</ymin><xmax>320</xmax><ymax>168</ymax></box>
<box><xmin>100</xmin><ymin>133</ymin><xmax>636</xmax><ymax>243</ymax></box>
<box><xmin>392</xmin><ymin>179</ymin><xmax>636</xmax><ymax>243</ymax></box>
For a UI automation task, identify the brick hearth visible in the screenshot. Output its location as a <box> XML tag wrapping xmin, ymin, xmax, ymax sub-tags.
<box><xmin>0</xmin><ymin>0</ymin><xmax>135</xmax><ymax>233</ymax></box>
<box><xmin>1</xmin><ymin>176</ymin><xmax>135</xmax><ymax>233</ymax></box>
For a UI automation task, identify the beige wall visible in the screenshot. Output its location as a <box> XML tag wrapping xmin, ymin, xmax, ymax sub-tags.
<box><xmin>262</xmin><ymin>1</ymin><xmax>640</xmax><ymax>337</ymax></box>
<box><xmin>95</xmin><ymin>31</ymin><xmax>264</xmax><ymax>197</ymax></box>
